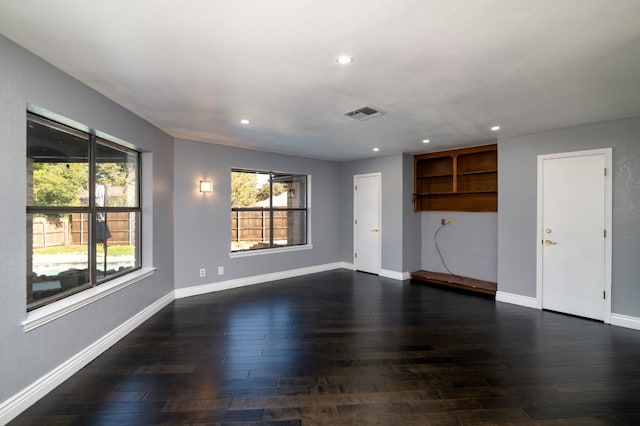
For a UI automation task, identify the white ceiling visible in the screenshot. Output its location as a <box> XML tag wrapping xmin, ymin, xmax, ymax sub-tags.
<box><xmin>1</xmin><ymin>0</ymin><xmax>640</xmax><ymax>161</ymax></box>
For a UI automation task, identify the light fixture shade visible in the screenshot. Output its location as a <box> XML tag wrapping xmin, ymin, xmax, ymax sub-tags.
<box><xmin>199</xmin><ymin>180</ymin><xmax>212</xmax><ymax>193</ymax></box>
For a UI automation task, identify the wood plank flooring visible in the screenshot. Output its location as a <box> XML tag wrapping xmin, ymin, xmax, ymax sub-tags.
<box><xmin>10</xmin><ymin>269</ymin><xmax>640</xmax><ymax>425</ymax></box>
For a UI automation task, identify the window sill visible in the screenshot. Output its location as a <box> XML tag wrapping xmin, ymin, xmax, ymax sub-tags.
<box><xmin>23</xmin><ymin>267</ymin><xmax>157</xmax><ymax>332</ymax></box>
<box><xmin>229</xmin><ymin>244</ymin><xmax>313</xmax><ymax>259</ymax></box>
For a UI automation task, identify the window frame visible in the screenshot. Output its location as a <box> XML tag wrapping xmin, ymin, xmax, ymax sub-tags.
<box><xmin>26</xmin><ymin>112</ymin><xmax>142</xmax><ymax>311</ymax></box>
<box><xmin>230</xmin><ymin>168</ymin><xmax>309</xmax><ymax>254</ymax></box>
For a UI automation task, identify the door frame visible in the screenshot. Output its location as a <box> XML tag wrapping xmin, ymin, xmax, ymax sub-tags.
<box><xmin>353</xmin><ymin>173</ymin><xmax>381</xmax><ymax>274</ymax></box>
<box><xmin>536</xmin><ymin>148</ymin><xmax>612</xmax><ymax>322</ymax></box>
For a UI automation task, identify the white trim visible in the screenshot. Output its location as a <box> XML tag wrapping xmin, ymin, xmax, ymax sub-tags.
<box><xmin>175</xmin><ymin>262</ymin><xmax>346</xmax><ymax>299</ymax></box>
<box><xmin>610</xmin><ymin>313</ymin><xmax>640</xmax><ymax>331</ymax></box>
<box><xmin>353</xmin><ymin>172</ymin><xmax>382</xmax><ymax>274</ymax></box>
<box><xmin>340</xmin><ymin>262</ymin><xmax>355</xmax><ymax>270</ymax></box>
<box><xmin>23</xmin><ymin>267</ymin><xmax>157</xmax><ymax>332</ymax></box>
<box><xmin>379</xmin><ymin>269</ymin><xmax>411</xmax><ymax>281</ymax></box>
<box><xmin>230</xmin><ymin>244</ymin><xmax>313</xmax><ymax>258</ymax></box>
<box><xmin>536</xmin><ymin>148</ymin><xmax>612</xmax><ymax>321</ymax></box>
<box><xmin>496</xmin><ymin>291</ymin><xmax>538</xmax><ymax>309</ymax></box>
<box><xmin>1</xmin><ymin>291</ymin><xmax>174</xmax><ymax>425</ymax></box>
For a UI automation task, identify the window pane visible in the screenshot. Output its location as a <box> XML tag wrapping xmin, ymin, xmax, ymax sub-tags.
<box><xmin>232</xmin><ymin>170</ymin><xmax>271</xmax><ymax>208</ymax></box>
<box><xmin>28</xmin><ymin>213</ymin><xmax>90</xmax><ymax>309</ymax></box>
<box><xmin>97</xmin><ymin>211</ymin><xmax>140</xmax><ymax>281</ymax></box>
<box><xmin>273</xmin><ymin>210</ymin><xmax>307</xmax><ymax>247</ymax></box>
<box><xmin>231</xmin><ymin>209</ymin><xmax>271</xmax><ymax>251</ymax></box>
<box><xmin>272</xmin><ymin>174</ymin><xmax>306</xmax><ymax>208</ymax></box>
<box><xmin>27</xmin><ymin>118</ymin><xmax>89</xmax><ymax>207</ymax></box>
<box><xmin>230</xmin><ymin>170</ymin><xmax>307</xmax><ymax>252</ymax></box>
<box><xmin>96</xmin><ymin>140</ymin><xmax>139</xmax><ymax>208</ymax></box>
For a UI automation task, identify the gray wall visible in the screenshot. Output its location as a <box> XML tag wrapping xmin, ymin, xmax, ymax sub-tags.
<box><xmin>402</xmin><ymin>153</ymin><xmax>422</xmax><ymax>273</ymax></box>
<box><xmin>421</xmin><ymin>212</ymin><xmax>498</xmax><ymax>282</ymax></box>
<box><xmin>339</xmin><ymin>154</ymin><xmax>406</xmax><ymax>273</ymax></box>
<box><xmin>173</xmin><ymin>139</ymin><xmax>341</xmax><ymax>289</ymax></box>
<box><xmin>0</xmin><ymin>36</ymin><xmax>174</xmax><ymax>403</ymax></box>
<box><xmin>498</xmin><ymin>115</ymin><xmax>640</xmax><ymax>317</ymax></box>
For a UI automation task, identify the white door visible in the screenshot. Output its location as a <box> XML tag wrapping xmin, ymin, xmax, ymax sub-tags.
<box><xmin>354</xmin><ymin>173</ymin><xmax>381</xmax><ymax>274</ymax></box>
<box><xmin>538</xmin><ymin>150</ymin><xmax>610</xmax><ymax>321</ymax></box>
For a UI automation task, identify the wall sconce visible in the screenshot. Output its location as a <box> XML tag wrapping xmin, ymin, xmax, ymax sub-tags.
<box><xmin>199</xmin><ymin>180</ymin><xmax>213</xmax><ymax>193</ymax></box>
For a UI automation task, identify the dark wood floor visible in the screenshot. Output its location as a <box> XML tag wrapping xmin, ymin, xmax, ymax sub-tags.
<box><xmin>10</xmin><ymin>270</ymin><xmax>640</xmax><ymax>425</ymax></box>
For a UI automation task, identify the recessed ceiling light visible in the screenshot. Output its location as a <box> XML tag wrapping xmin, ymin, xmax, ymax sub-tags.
<box><xmin>422</xmin><ymin>139</ymin><xmax>430</xmax><ymax>144</ymax></box>
<box><xmin>336</xmin><ymin>55</ymin><xmax>353</xmax><ymax>65</ymax></box>
<box><xmin>240</xmin><ymin>119</ymin><xmax>250</xmax><ymax>125</ymax></box>
<box><xmin>491</xmin><ymin>125</ymin><xmax>500</xmax><ymax>131</ymax></box>
<box><xmin>373</xmin><ymin>147</ymin><xmax>380</xmax><ymax>152</ymax></box>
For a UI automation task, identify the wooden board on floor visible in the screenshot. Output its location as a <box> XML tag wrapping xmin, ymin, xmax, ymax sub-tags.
<box><xmin>411</xmin><ymin>269</ymin><xmax>497</xmax><ymax>295</ymax></box>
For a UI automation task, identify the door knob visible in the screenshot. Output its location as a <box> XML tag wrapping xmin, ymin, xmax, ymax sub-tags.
<box><xmin>544</xmin><ymin>240</ymin><xmax>557</xmax><ymax>246</ymax></box>
<box><xmin>371</xmin><ymin>228</ymin><xmax>379</xmax><ymax>232</ymax></box>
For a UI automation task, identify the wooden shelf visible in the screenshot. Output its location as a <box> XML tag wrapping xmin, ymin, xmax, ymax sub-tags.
<box><xmin>417</xmin><ymin>172</ymin><xmax>455</xmax><ymax>178</ymax></box>
<box><xmin>413</xmin><ymin>144</ymin><xmax>497</xmax><ymax>212</ymax></box>
<box><xmin>411</xmin><ymin>270</ymin><xmax>496</xmax><ymax>296</ymax></box>
<box><xmin>456</xmin><ymin>190</ymin><xmax>497</xmax><ymax>195</ymax></box>
<box><xmin>457</xmin><ymin>169</ymin><xmax>497</xmax><ymax>176</ymax></box>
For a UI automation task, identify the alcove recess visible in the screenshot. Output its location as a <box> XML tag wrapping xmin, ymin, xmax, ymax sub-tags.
<box><xmin>411</xmin><ymin>143</ymin><xmax>497</xmax><ymax>295</ymax></box>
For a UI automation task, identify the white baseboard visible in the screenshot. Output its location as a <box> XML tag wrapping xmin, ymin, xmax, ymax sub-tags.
<box><xmin>175</xmin><ymin>262</ymin><xmax>347</xmax><ymax>299</ymax></box>
<box><xmin>0</xmin><ymin>291</ymin><xmax>175</xmax><ymax>425</ymax></box>
<box><xmin>496</xmin><ymin>291</ymin><xmax>538</xmax><ymax>309</ymax></box>
<box><xmin>341</xmin><ymin>262</ymin><xmax>354</xmax><ymax>270</ymax></box>
<box><xmin>379</xmin><ymin>269</ymin><xmax>411</xmax><ymax>281</ymax></box>
<box><xmin>610</xmin><ymin>313</ymin><xmax>640</xmax><ymax>331</ymax></box>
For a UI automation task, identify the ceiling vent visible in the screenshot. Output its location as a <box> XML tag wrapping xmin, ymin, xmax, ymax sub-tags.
<box><xmin>344</xmin><ymin>106</ymin><xmax>384</xmax><ymax>121</ymax></box>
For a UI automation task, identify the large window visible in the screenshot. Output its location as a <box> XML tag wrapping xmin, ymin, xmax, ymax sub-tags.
<box><xmin>26</xmin><ymin>113</ymin><xmax>141</xmax><ymax>311</ymax></box>
<box><xmin>231</xmin><ymin>169</ymin><xmax>307</xmax><ymax>252</ymax></box>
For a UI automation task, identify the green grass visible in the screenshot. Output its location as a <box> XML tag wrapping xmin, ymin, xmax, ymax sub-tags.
<box><xmin>34</xmin><ymin>245</ymin><xmax>135</xmax><ymax>256</ymax></box>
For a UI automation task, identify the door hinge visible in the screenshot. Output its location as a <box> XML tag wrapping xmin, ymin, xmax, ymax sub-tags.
<box><xmin>604</xmin><ymin>229</ymin><xmax>607</xmax><ymax>238</ymax></box>
<box><xmin>355</xmin><ymin>185</ymin><xmax>357</xmax><ymax>190</ymax></box>
<box><xmin>354</xmin><ymin>252</ymin><xmax>357</xmax><ymax>258</ymax></box>
<box><xmin>604</xmin><ymin>168</ymin><xmax>607</xmax><ymax>176</ymax></box>
<box><xmin>603</xmin><ymin>290</ymin><xmax>606</xmax><ymax>299</ymax></box>
<box><xmin>355</xmin><ymin>219</ymin><xmax>357</xmax><ymax>224</ymax></box>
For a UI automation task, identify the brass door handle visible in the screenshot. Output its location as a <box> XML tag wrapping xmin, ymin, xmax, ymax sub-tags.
<box><xmin>371</xmin><ymin>229</ymin><xmax>379</xmax><ymax>232</ymax></box>
<box><xmin>544</xmin><ymin>240</ymin><xmax>557</xmax><ymax>246</ymax></box>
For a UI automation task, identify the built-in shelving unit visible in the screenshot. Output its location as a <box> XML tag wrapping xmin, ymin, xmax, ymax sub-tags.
<box><xmin>413</xmin><ymin>143</ymin><xmax>497</xmax><ymax>212</ymax></box>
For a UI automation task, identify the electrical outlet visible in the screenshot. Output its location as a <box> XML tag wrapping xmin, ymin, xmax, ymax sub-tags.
<box><xmin>441</xmin><ymin>217</ymin><xmax>446</xmax><ymax>225</ymax></box>
<box><xmin>218</xmin><ymin>266</ymin><xmax>224</xmax><ymax>276</ymax></box>
<box><xmin>199</xmin><ymin>268</ymin><xmax>206</xmax><ymax>277</ymax></box>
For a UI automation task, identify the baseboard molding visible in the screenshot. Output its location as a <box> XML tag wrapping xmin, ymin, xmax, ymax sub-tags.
<box><xmin>610</xmin><ymin>313</ymin><xmax>640</xmax><ymax>331</ymax></box>
<box><xmin>0</xmin><ymin>291</ymin><xmax>174</xmax><ymax>425</ymax></box>
<box><xmin>495</xmin><ymin>295</ymin><xmax>640</xmax><ymax>330</ymax></box>
<box><xmin>379</xmin><ymin>269</ymin><xmax>411</xmax><ymax>281</ymax></box>
<box><xmin>496</xmin><ymin>291</ymin><xmax>538</xmax><ymax>309</ymax></box>
<box><xmin>175</xmin><ymin>262</ymin><xmax>347</xmax><ymax>299</ymax></box>
<box><xmin>340</xmin><ymin>262</ymin><xmax>354</xmax><ymax>270</ymax></box>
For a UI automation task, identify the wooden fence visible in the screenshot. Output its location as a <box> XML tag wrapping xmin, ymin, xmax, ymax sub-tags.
<box><xmin>32</xmin><ymin>217</ymin><xmax>69</xmax><ymax>248</ymax></box>
<box><xmin>231</xmin><ymin>210</ymin><xmax>288</xmax><ymax>243</ymax></box>
<box><xmin>70</xmin><ymin>212</ymin><xmax>135</xmax><ymax>245</ymax></box>
<box><xmin>32</xmin><ymin>212</ymin><xmax>135</xmax><ymax>248</ymax></box>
